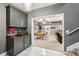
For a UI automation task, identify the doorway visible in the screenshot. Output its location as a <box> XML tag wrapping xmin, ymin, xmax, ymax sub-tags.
<box><xmin>31</xmin><ymin>13</ymin><xmax>64</xmax><ymax>52</ymax></box>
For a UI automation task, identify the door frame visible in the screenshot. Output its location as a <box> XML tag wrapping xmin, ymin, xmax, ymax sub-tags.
<box><xmin>31</xmin><ymin>13</ymin><xmax>64</xmax><ymax>51</ymax></box>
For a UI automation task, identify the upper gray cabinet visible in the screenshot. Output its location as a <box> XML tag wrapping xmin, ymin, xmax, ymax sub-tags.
<box><xmin>10</xmin><ymin>7</ymin><xmax>28</xmax><ymax>27</ymax></box>
<box><xmin>21</xmin><ymin>13</ymin><xmax>28</xmax><ymax>27</ymax></box>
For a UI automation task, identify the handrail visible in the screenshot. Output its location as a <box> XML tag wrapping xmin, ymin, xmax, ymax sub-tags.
<box><xmin>66</xmin><ymin>27</ymin><xmax>79</xmax><ymax>35</ymax></box>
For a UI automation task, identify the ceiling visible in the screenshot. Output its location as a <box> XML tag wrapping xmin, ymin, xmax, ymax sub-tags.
<box><xmin>31</xmin><ymin>3</ymin><xmax>56</xmax><ymax>10</ymax></box>
<box><xmin>10</xmin><ymin>3</ymin><xmax>57</xmax><ymax>12</ymax></box>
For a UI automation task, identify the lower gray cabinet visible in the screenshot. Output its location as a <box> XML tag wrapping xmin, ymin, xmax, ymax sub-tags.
<box><xmin>7</xmin><ymin>34</ymin><xmax>31</xmax><ymax>56</ymax></box>
<box><xmin>24</xmin><ymin>35</ymin><xmax>31</xmax><ymax>48</ymax></box>
<box><xmin>14</xmin><ymin>36</ymin><xmax>24</xmax><ymax>55</ymax></box>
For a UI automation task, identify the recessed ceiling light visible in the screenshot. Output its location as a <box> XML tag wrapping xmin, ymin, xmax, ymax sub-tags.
<box><xmin>25</xmin><ymin>3</ymin><xmax>31</xmax><ymax>12</ymax></box>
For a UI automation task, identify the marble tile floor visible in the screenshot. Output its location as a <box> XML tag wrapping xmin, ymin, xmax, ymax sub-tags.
<box><xmin>0</xmin><ymin>46</ymin><xmax>66</xmax><ymax>56</ymax></box>
<box><xmin>0</xmin><ymin>46</ymin><xmax>77</xmax><ymax>56</ymax></box>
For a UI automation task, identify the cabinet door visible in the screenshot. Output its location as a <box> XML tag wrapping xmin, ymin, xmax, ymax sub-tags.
<box><xmin>14</xmin><ymin>37</ymin><xmax>24</xmax><ymax>55</ymax></box>
<box><xmin>10</xmin><ymin>7</ymin><xmax>28</xmax><ymax>27</ymax></box>
<box><xmin>24</xmin><ymin>35</ymin><xmax>31</xmax><ymax>48</ymax></box>
<box><xmin>10</xmin><ymin>8</ymin><xmax>18</xmax><ymax>27</ymax></box>
<box><xmin>14</xmin><ymin>37</ymin><xmax>18</xmax><ymax>55</ymax></box>
<box><xmin>17</xmin><ymin>12</ymin><xmax>23</xmax><ymax>27</ymax></box>
<box><xmin>22</xmin><ymin>15</ymin><xmax>28</xmax><ymax>27</ymax></box>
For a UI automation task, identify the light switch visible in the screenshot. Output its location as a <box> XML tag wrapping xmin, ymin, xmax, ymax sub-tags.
<box><xmin>66</xmin><ymin>30</ymin><xmax>69</xmax><ymax>34</ymax></box>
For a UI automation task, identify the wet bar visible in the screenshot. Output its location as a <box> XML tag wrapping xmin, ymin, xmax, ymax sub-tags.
<box><xmin>6</xmin><ymin>6</ymin><xmax>31</xmax><ymax>56</ymax></box>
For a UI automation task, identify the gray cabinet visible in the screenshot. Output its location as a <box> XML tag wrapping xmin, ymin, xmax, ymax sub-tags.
<box><xmin>7</xmin><ymin>35</ymin><xmax>31</xmax><ymax>56</ymax></box>
<box><xmin>24</xmin><ymin>35</ymin><xmax>31</xmax><ymax>48</ymax></box>
<box><xmin>14</xmin><ymin>36</ymin><xmax>24</xmax><ymax>55</ymax></box>
<box><xmin>13</xmin><ymin>35</ymin><xmax>31</xmax><ymax>55</ymax></box>
<box><xmin>10</xmin><ymin>7</ymin><xmax>27</xmax><ymax>27</ymax></box>
<box><xmin>10</xmin><ymin>8</ymin><xmax>18</xmax><ymax>27</ymax></box>
<box><xmin>22</xmin><ymin>15</ymin><xmax>28</xmax><ymax>27</ymax></box>
<box><xmin>6</xmin><ymin>6</ymin><xmax>29</xmax><ymax>56</ymax></box>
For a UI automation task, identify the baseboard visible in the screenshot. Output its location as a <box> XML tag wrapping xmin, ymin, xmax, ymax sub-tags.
<box><xmin>67</xmin><ymin>42</ymin><xmax>79</xmax><ymax>51</ymax></box>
